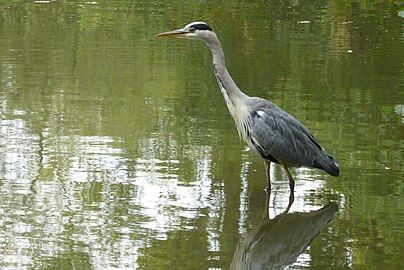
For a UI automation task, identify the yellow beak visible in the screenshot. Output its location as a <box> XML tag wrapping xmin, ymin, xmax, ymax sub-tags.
<box><xmin>156</xmin><ymin>29</ymin><xmax>187</xmax><ymax>38</ymax></box>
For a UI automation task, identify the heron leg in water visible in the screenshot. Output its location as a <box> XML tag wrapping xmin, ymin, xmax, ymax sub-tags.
<box><xmin>264</xmin><ymin>160</ymin><xmax>271</xmax><ymax>192</ymax></box>
<box><xmin>263</xmin><ymin>173</ymin><xmax>294</xmax><ymax>220</ymax></box>
<box><xmin>280</xmin><ymin>161</ymin><xmax>295</xmax><ymax>194</ymax></box>
<box><xmin>262</xmin><ymin>187</ymin><xmax>270</xmax><ymax>220</ymax></box>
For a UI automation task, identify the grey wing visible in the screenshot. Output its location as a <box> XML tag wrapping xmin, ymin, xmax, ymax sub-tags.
<box><xmin>247</xmin><ymin>99</ymin><xmax>330</xmax><ymax>169</ymax></box>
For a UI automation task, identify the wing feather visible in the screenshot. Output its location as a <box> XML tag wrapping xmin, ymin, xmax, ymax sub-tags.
<box><xmin>247</xmin><ymin>98</ymin><xmax>323</xmax><ymax>168</ymax></box>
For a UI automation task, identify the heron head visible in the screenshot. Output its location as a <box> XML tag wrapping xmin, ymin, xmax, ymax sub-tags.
<box><xmin>156</xmin><ymin>22</ymin><xmax>214</xmax><ymax>40</ymax></box>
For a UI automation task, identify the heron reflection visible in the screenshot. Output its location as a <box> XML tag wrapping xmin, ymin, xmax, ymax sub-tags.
<box><xmin>231</xmin><ymin>194</ymin><xmax>338</xmax><ymax>269</ymax></box>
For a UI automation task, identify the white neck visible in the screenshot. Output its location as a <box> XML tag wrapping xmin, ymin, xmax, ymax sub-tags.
<box><xmin>204</xmin><ymin>34</ymin><xmax>251</xmax><ymax>140</ymax></box>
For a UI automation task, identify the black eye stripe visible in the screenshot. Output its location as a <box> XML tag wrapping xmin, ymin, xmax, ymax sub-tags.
<box><xmin>189</xmin><ymin>23</ymin><xmax>213</xmax><ymax>31</ymax></box>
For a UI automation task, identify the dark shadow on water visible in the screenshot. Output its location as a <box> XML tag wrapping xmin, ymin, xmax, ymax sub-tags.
<box><xmin>230</xmin><ymin>192</ymin><xmax>338</xmax><ymax>270</ymax></box>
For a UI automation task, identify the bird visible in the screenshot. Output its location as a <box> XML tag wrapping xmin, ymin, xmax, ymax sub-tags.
<box><xmin>157</xmin><ymin>22</ymin><xmax>339</xmax><ymax>193</ymax></box>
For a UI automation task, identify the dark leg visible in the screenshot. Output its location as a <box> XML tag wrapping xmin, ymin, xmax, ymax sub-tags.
<box><xmin>262</xmin><ymin>187</ymin><xmax>270</xmax><ymax>220</ymax></box>
<box><xmin>278</xmin><ymin>191</ymin><xmax>294</xmax><ymax>216</ymax></box>
<box><xmin>284</xmin><ymin>189</ymin><xmax>294</xmax><ymax>214</ymax></box>
<box><xmin>280</xmin><ymin>161</ymin><xmax>295</xmax><ymax>212</ymax></box>
<box><xmin>264</xmin><ymin>160</ymin><xmax>271</xmax><ymax>192</ymax></box>
<box><xmin>280</xmin><ymin>161</ymin><xmax>295</xmax><ymax>194</ymax></box>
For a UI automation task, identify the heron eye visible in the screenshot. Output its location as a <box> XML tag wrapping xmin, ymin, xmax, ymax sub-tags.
<box><xmin>189</xmin><ymin>28</ymin><xmax>196</xmax><ymax>33</ymax></box>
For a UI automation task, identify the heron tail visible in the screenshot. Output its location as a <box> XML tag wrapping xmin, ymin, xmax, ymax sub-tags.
<box><xmin>314</xmin><ymin>154</ymin><xmax>340</xmax><ymax>177</ymax></box>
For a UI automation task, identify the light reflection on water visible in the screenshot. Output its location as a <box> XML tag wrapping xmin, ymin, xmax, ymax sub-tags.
<box><xmin>0</xmin><ymin>80</ymin><xmax>346</xmax><ymax>268</ymax></box>
<box><xmin>0</xmin><ymin>112</ymin><xmax>337</xmax><ymax>269</ymax></box>
<box><xmin>0</xmin><ymin>113</ymin><xmax>226</xmax><ymax>268</ymax></box>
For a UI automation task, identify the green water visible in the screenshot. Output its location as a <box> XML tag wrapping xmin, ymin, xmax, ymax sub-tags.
<box><xmin>0</xmin><ymin>1</ymin><xmax>403</xmax><ymax>269</ymax></box>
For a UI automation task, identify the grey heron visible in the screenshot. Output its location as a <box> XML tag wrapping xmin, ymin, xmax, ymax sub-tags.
<box><xmin>157</xmin><ymin>22</ymin><xmax>339</xmax><ymax>193</ymax></box>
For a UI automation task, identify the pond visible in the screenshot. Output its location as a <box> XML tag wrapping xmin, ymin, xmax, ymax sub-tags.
<box><xmin>0</xmin><ymin>1</ymin><xmax>403</xmax><ymax>269</ymax></box>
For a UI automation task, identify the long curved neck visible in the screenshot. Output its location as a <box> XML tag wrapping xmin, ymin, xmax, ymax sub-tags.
<box><xmin>204</xmin><ymin>33</ymin><xmax>251</xmax><ymax>141</ymax></box>
<box><xmin>205</xmin><ymin>36</ymin><xmax>247</xmax><ymax>102</ymax></box>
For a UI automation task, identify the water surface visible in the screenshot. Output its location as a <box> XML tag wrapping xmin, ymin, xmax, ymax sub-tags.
<box><xmin>0</xmin><ymin>1</ymin><xmax>403</xmax><ymax>269</ymax></box>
